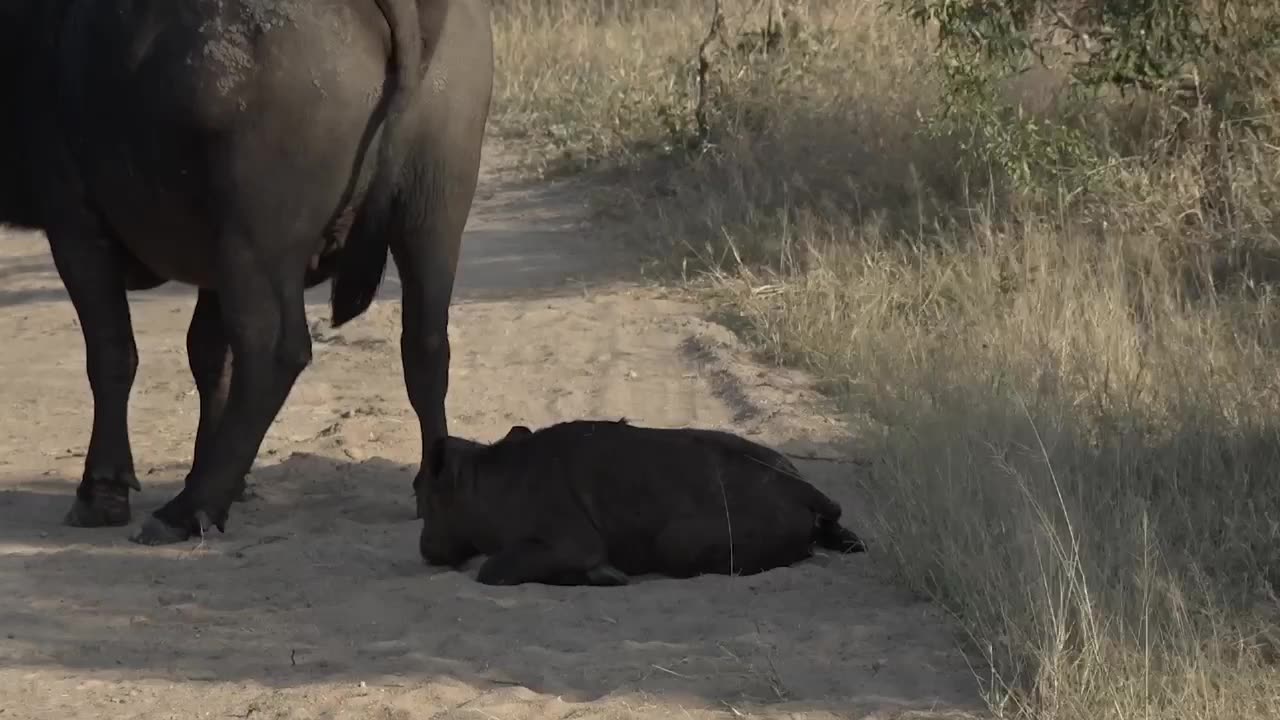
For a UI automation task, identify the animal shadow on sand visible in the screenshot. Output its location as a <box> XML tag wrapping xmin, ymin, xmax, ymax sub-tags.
<box><xmin>0</xmin><ymin>445</ymin><xmax>981</xmax><ymax>717</ymax></box>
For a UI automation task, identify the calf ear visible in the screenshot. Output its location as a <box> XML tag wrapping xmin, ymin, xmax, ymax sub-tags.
<box><xmin>501</xmin><ymin>425</ymin><xmax>533</xmax><ymax>442</ymax></box>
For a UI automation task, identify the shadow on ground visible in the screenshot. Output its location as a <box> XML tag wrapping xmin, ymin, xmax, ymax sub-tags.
<box><xmin>0</xmin><ymin>434</ymin><xmax>977</xmax><ymax>718</ymax></box>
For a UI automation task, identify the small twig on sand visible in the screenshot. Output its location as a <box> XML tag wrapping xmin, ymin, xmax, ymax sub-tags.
<box><xmin>651</xmin><ymin>663</ymin><xmax>697</xmax><ymax>679</ymax></box>
<box><xmin>715</xmin><ymin>465</ymin><xmax>735</xmax><ymax>575</ymax></box>
<box><xmin>753</xmin><ymin>619</ymin><xmax>790</xmax><ymax>701</ymax></box>
<box><xmin>231</xmin><ymin>534</ymin><xmax>289</xmax><ymax>558</ymax></box>
<box><xmin>179</xmin><ymin>524</ymin><xmax>208</xmax><ymax>560</ymax></box>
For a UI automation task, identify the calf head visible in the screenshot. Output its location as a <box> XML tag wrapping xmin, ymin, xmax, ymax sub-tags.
<box><xmin>499</xmin><ymin>425</ymin><xmax>533</xmax><ymax>441</ymax></box>
<box><xmin>421</xmin><ymin>435</ymin><xmax>486</xmax><ymax>517</ymax></box>
<box><xmin>418</xmin><ymin>425</ymin><xmax>533</xmax><ymax>519</ymax></box>
<box><xmin>417</xmin><ymin>427</ymin><xmax>534</xmax><ymax>565</ymax></box>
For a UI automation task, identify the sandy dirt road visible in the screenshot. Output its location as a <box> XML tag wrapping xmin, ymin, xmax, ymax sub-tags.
<box><xmin>0</xmin><ymin>141</ymin><xmax>985</xmax><ymax>719</ymax></box>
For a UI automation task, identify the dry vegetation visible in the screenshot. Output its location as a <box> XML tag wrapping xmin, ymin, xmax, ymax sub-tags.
<box><xmin>488</xmin><ymin>0</ymin><xmax>1280</xmax><ymax>718</ymax></box>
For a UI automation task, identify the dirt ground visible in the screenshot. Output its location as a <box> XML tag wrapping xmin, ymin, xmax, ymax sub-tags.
<box><xmin>0</xmin><ymin>141</ymin><xmax>986</xmax><ymax>719</ymax></box>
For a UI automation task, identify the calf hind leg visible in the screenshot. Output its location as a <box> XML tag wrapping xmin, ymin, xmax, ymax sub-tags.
<box><xmin>654</xmin><ymin>514</ymin><xmax>815</xmax><ymax>578</ymax></box>
<box><xmin>391</xmin><ymin>155</ymin><xmax>483</xmax><ymax>516</ymax></box>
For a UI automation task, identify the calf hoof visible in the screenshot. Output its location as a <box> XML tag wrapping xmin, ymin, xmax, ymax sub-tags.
<box><xmin>817</xmin><ymin>520</ymin><xmax>868</xmax><ymax>554</ymax></box>
<box><xmin>585</xmin><ymin>564</ymin><xmax>629</xmax><ymax>587</ymax></box>
<box><xmin>63</xmin><ymin>475</ymin><xmax>137</xmax><ymax>528</ymax></box>
<box><xmin>836</xmin><ymin>530</ymin><xmax>867</xmax><ymax>554</ymax></box>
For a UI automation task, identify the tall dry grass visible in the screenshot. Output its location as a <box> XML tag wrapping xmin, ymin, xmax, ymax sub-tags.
<box><xmin>488</xmin><ymin>0</ymin><xmax>1280</xmax><ymax>718</ymax></box>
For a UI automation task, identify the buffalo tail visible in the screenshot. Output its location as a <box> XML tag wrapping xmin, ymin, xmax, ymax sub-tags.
<box><xmin>329</xmin><ymin>0</ymin><xmax>424</xmax><ymax>327</ymax></box>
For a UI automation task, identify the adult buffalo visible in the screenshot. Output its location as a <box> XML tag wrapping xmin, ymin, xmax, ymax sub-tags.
<box><xmin>420</xmin><ymin>420</ymin><xmax>867</xmax><ymax>586</ymax></box>
<box><xmin>0</xmin><ymin>0</ymin><xmax>494</xmax><ymax>544</ymax></box>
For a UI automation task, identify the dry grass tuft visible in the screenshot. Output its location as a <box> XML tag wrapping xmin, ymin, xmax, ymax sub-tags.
<box><xmin>489</xmin><ymin>0</ymin><xmax>1280</xmax><ymax>718</ymax></box>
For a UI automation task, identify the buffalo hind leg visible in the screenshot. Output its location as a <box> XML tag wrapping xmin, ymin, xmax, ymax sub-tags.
<box><xmin>390</xmin><ymin>161</ymin><xmax>477</xmax><ymax>516</ymax></box>
<box><xmin>185</xmin><ymin>290</ymin><xmax>250</xmax><ymax>502</ymax></box>
<box><xmin>46</xmin><ymin>220</ymin><xmax>142</xmax><ymax>528</ymax></box>
<box><xmin>133</xmin><ymin>235</ymin><xmax>312</xmax><ymax>545</ymax></box>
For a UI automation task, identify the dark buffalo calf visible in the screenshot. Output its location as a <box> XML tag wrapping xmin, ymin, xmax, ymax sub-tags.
<box><xmin>420</xmin><ymin>420</ymin><xmax>867</xmax><ymax>586</ymax></box>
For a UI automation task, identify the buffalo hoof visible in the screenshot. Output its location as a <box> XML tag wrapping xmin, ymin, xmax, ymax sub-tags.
<box><xmin>232</xmin><ymin>475</ymin><xmax>255</xmax><ymax>503</ymax></box>
<box><xmin>131</xmin><ymin>508</ymin><xmax>225</xmax><ymax>546</ymax></box>
<box><xmin>130</xmin><ymin>516</ymin><xmax>192</xmax><ymax>545</ymax></box>
<box><xmin>63</xmin><ymin>477</ymin><xmax>136</xmax><ymax>528</ymax></box>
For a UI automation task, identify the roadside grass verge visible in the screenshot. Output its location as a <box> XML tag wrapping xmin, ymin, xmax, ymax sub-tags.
<box><xmin>489</xmin><ymin>1</ymin><xmax>1280</xmax><ymax>717</ymax></box>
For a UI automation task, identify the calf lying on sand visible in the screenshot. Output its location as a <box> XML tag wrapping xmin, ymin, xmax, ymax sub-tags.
<box><xmin>419</xmin><ymin>419</ymin><xmax>867</xmax><ymax>586</ymax></box>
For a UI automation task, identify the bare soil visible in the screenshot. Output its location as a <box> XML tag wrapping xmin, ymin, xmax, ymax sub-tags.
<box><xmin>0</xmin><ymin>142</ymin><xmax>985</xmax><ymax>719</ymax></box>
